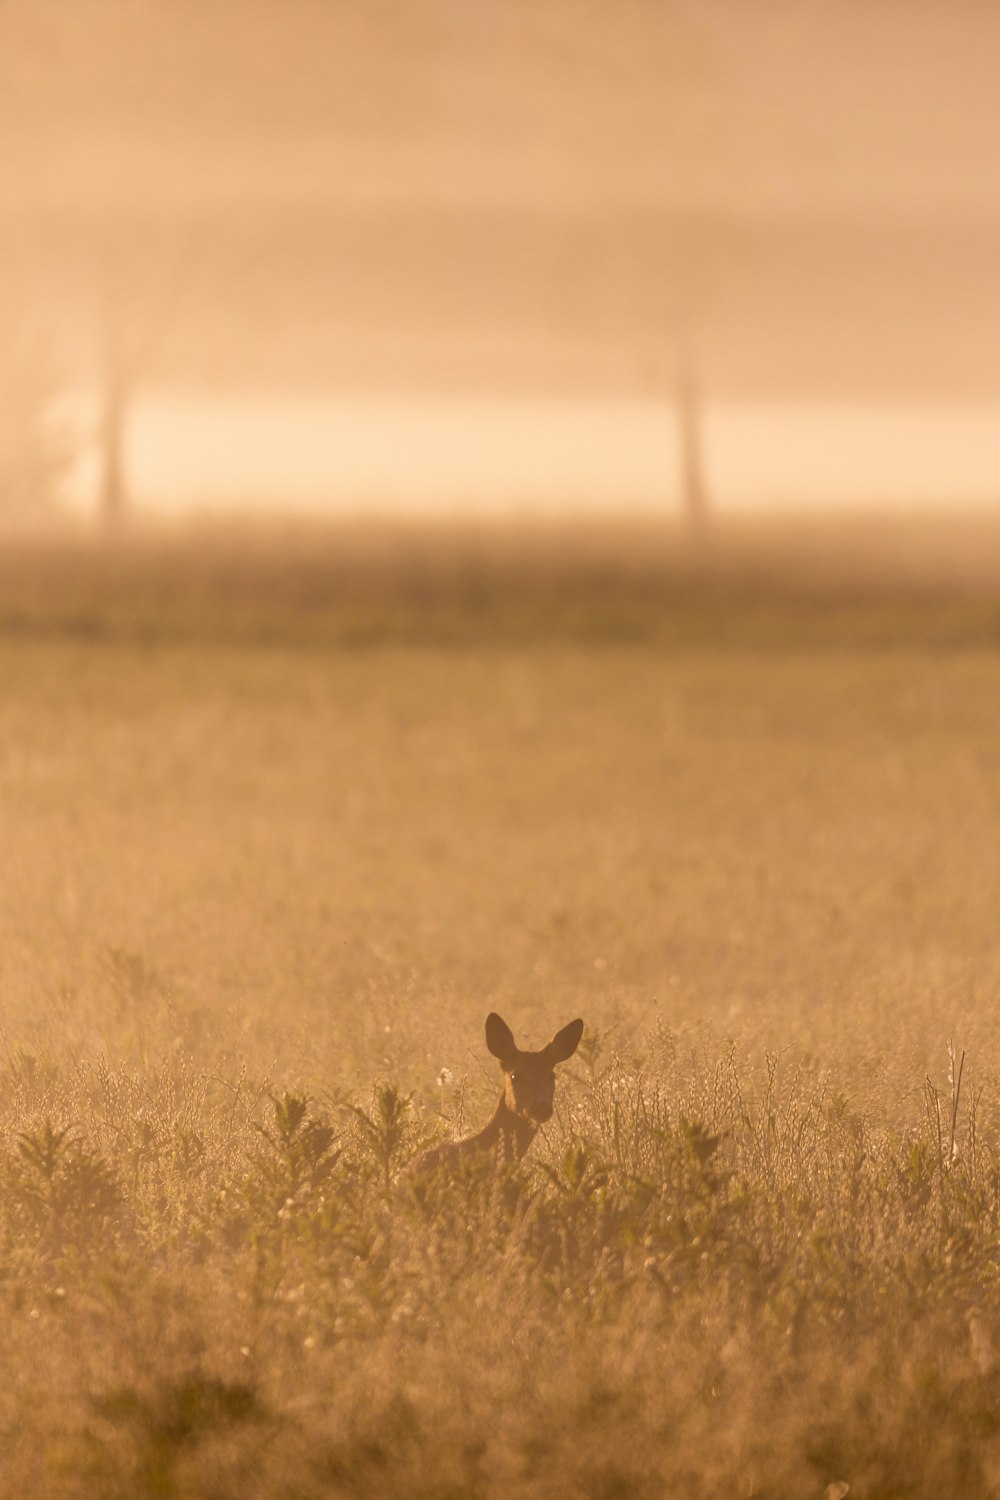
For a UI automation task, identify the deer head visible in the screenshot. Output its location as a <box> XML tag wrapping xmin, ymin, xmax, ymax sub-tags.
<box><xmin>485</xmin><ymin>1011</ymin><xmax>584</xmax><ymax>1128</ymax></box>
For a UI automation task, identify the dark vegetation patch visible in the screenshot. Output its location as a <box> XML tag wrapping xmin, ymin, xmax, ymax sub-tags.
<box><xmin>4</xmin><ymin>514</ymin><xmax>1000</xmax><ymax>649</ymax></box>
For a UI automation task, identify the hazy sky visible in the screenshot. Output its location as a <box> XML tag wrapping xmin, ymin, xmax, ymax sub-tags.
<box><xmin>6</xmin><ymin>0</ymin><xmax>1000</xmax><ymax>516</ymax></box>
<box><xmin>3</xmin><ymin>0</ymin><xmax>999</xmax><ymax>219</ymax></box>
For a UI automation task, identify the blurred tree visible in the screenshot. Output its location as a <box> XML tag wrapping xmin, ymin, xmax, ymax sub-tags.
<box><xmin>675</xmin><ymin>334</ymin><xmax>709</xmax><ymax>541</ymax></box>
<box><xmin>0</xmin><ymin>325</ymin><xmax>73</xmax><ymax>525</ymax></box>
<box><xmin>93</xmin><ymin>221</ymin><xmax>197</xmax><ymax>530</ymax></box>
<box><xmin>98</xmin><ymin>294</ymin><xmax>128</xmax><ymax>530</ymax></box>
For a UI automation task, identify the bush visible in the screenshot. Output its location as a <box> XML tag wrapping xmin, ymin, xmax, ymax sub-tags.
<box><xmin>0</xmin><ymin>324</ymin><xmax>73</xmax><ymax>523</ymax></box>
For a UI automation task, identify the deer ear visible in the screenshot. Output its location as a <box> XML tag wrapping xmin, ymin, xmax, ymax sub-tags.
<box><xmin>547</xmin><ymin>1018</ymin><xmax>584</xmax><ymax>1064</ymax></box>
<box><xmin>485</xmin><ymin>1012</ymin><xmax>517</xmax><ymax>1064</ymax></box>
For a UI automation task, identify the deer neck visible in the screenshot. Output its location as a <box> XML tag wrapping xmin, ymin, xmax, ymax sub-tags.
<box><xmin>470</xmin><ymin>1093</ymin><xmax>539</xmax><ymax>1163</ymax></box>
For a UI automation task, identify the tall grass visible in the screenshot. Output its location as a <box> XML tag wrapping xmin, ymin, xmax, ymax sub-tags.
<box><xmin>2</xmin><ymin>1032</ymin><xmax>1000</xmax><ymax>1498</ymax></box>
<box><xmin>3</xmin><ymin>516</ymin><xmax>1000</xmax><ymax>1494</ymax></box>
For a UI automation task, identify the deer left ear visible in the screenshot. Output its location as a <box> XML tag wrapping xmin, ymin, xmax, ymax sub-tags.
<box><xmin>486</xmin><ymin>1012</ymin><xmax>518</xmax><ymax>1065</ymax></box>
<box><xmin>547</xmin><ymin>1018</ymin><xmax>584</xmax><ymax>1064</ymax></box>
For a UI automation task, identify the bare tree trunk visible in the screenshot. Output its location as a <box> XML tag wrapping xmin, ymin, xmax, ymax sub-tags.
<box><xmin>676</xmin><ymin>342</ymin><xmax>709</xmax><ymax>541</ymax></box>
<box><xmin>96</xmin><ymin>261</ymin><xmax>130</xmax><ymax>532</ymax></box>
<box><xmin>92</xmin><ymin>227</ymin><xmax>195</xmax><ymax>532</ymax></box>
<box><xmin>98</xmin><ymin>375</ymin><xmax>127</xmax><ymax>530</ymax></box>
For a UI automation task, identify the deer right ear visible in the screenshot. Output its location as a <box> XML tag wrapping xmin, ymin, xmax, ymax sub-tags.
<box><xmin>485</xmin><ymin>1012</ymin><xmax>517</xmax><ymax>1064</ymax></box>
<box><xmin>547</xmin><ymin>1017</ymin><xmax>584</xmax><ymax>1064</ymax></box>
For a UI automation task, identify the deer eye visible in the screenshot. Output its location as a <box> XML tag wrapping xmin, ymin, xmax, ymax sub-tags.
<box><xmin>509</xmin><ymin>1072</ymin><xmax>518</xmax><ymax>1084</ymax></box>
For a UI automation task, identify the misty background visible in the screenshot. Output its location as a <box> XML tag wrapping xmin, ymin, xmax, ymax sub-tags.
<box><xmin>3</xmin><ymin>0</ymin><xmax>1000</xmax><ymax>525</ymax></box>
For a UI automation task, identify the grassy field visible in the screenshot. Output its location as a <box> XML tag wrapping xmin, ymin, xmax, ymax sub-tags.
<box><xmin>3</xmin><ymin>516</ymin><xmax>1000</xmax><ymax>1497</ymax></box>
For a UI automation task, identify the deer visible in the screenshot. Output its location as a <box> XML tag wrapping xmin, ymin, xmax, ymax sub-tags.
<box><xmin>410</xmin><ymin>1012</ymin><xmax>584</xmax><ymax>1175</ymax></box>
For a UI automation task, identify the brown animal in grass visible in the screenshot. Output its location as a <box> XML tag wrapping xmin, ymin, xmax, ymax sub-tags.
<box><xmin>411</xmin><ymin>1012</ymin><xmax>584</xmax><ymax>1175</ymax></box>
